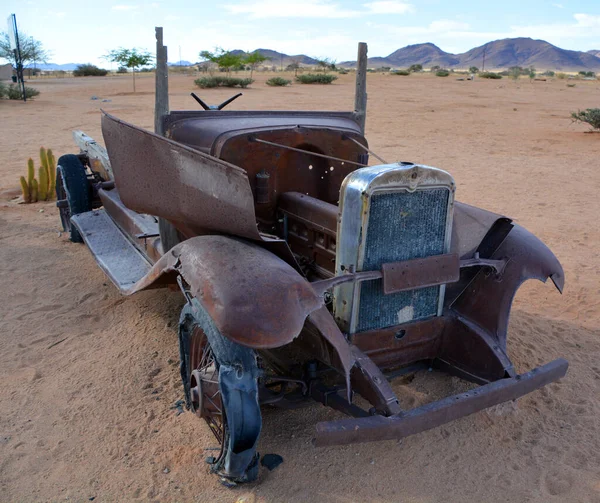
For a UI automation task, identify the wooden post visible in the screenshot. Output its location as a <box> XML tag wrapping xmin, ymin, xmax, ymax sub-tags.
<box><xmin>354</xmin><ymin>42</ymin><xmax>368</xmax><ymax>135</ymax></box>
<box><xmin>155</xmin><ymin>27</ymin><xmax>169</xmax><ymax>136</ymax></box>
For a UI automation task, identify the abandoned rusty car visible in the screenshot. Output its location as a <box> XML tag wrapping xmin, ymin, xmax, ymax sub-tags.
<box><xmin>55</xmin><ymin>38</ymin><xmax>567</xmax><ymax>485</ymax></box>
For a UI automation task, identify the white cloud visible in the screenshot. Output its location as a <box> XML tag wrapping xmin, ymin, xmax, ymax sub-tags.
<box><xmin>573</xmin><ymin>14</ymin><xmax>600</xmax><ymax>28</ymax></box>
<box><xmin>224</xmin><ymin>0</ymin><xmax>414</xmax><ymax>19</ymax></box>
<box><xmin>224</xmin><ymin>0</ymin><xmax>361</xmax><ymax>19</ymax></box>
<box><xmin>363</xmin><ymin>1</ymin><xmax>413</xmax><ymax>14</ymax></box>
<box><xmin>112</xmin><ymin>5</ymin><xmax>138</xmax><ymax>11</ymax></box>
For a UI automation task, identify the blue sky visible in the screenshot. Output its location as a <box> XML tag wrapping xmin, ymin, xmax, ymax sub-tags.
<box><xmin>3</xmin><ymin>0</ymin><xmax>600</xmax><ymax>66</ymax></box>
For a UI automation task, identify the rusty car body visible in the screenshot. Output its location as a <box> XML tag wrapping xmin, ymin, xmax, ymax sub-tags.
<box><xmin>55</xmin><ymin>35</ymin><xmax>567</xmax><ymax>485</ymax></box>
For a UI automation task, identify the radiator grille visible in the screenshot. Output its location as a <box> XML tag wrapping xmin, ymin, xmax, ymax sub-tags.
<box><xmin>356</xmin><ymin>188</ymin><xmax>449</xmax><ymax>332</ymax></box>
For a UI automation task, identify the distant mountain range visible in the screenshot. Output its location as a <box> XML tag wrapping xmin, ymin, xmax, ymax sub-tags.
<box><xmin>339</xmin><ymin>38</ymin><xmax>600</xmax><ymax>71</ymax></box>
<box><xmin>229</xmin><ymin>49</ymin><xmax>319</xmax><ymax>67</ymax></box>
<box><xmin>28</xmin><ymin>38</ymin><xmax>600</xmax><ymax>73</ymax></box>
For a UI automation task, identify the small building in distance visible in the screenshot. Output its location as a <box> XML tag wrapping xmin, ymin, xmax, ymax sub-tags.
<box><xmin>0</xmin><ymin>64</ymin><xmax>14</xmax><ymax>81</ymax></box>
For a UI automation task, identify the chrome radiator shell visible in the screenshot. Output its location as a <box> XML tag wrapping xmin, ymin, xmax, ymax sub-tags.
<box><xmin>333</xmin><ymin>163</ymin><xmax>455</xmax><ymax>334</ymax></box>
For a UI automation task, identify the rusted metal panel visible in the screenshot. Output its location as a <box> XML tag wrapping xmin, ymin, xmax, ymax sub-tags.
<box><xmin>350</xmin><ymin>345</ymin><xmax>402</xmax><ymax>415</ymax></box>
<box><xmin>101</xmin><ymin>112</ymin><xmax>262</xmax><ymax>241</ymax></box>
<box><xmin>124</xmin><ymin>235</ymin><xmax>323</xmax><ymax>349</ymax></box>
<box><xmin>451</xmin><ymin>201</ymin><xmax>509</xmax><ymax>259</ymax></box>
<box><xmin>215</xmin><ymin>128</ymin><xmax>364</xmax><ymax>228</ymax></box>
<box><xmin>350</xmin><ymin>316</ymin><xmax>446</xmax><ymax>371</ymax></box>
<box><xmin>165</xmin><ymin>111</ymin><xmax>363</xmax><ymax>154</ymax></box>
<box><xmin>314</xmin><ymin>358</ymin><xmax>568</xmax><ymax>446</ymax></box>
<box><xmin>449</xmin><ymin>223</ymin><xmax>564</xmax><ymax>352</ymax></box>
<box><xmin>382</xmin><ymin>253</ymin><xmax>460</xmax><ymax>294</ymax></box>
<box><xmin>99</xmin><ymin>188</ymin><xmax>162</xmax><ymax>263</ymax></box>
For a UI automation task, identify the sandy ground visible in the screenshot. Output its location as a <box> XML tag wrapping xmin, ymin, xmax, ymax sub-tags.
<box><xmin>0</xmin><ymin>71</ymin><xmax>599</xmax><ymax>503</ymax></box>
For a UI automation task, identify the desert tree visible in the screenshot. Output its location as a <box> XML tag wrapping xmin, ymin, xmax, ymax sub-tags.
<box><xmin>0</xmin><ymin>32</ymin><xmax>50</xmax><ymax>70</ymax></box>
<box><xmin>286</xmin><ymin>59</ymin><xmax>300</xmax><ymax>76</ymax></box>
<box><xmin>244</xmin><ymin>51</ymin><xmax>269</xmax><ymax>78</ymax></box>
<box><xmin>408</xmin><ymin>64</ymin><xmax>423</xmax><ymax>73</ymax></box>
<box><xmin>105</xmin><ymin>48</ymin><xmax>153</xmax><ymax>92</ymax></box>
<box><xmin>199</xmin><ymin>48</ymin><xmax>243</xmax><ymax>76</ymax></box>
<box><xmin>469</xmin><ymin>66</ymin><xmax>479</xmax><ymax>73</ymax></box>
<box><xmin>315</xmin><ymin>57</ymin><xmax>336</xmax><ymax>73</ymax></box>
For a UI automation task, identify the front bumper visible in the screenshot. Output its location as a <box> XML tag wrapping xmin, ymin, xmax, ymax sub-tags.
<box><xmin>314</xmin><ymin>358</ymin><xmax>568</xmax><ymax>446</ymax></box>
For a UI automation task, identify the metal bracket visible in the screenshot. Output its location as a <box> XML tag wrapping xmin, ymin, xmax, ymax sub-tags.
<box><xmin>460</xmin><ymin>252</ymin><xmax>508</xmax><ymax>276</ymax></box>
<box><xmin>177</xmin><ymin>275</ymin><xmax>193</xmax><ymax>305</ymax></box>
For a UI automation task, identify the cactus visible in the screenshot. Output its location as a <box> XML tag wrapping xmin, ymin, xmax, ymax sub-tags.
<box><xmin>27</xmin><ymin>158</ymin><xmax>34</xmax><ymax>190</ymax></box>
<box><xmin>46</xmin><ymin>149</ymin><xmax>56</xmax><ymax>199</ymax></box>
<box><xmin>31</xmin><ymin>178</ymin><xmax>38</xmax><ymax>203</ymax></box>
<box><xmin>40</xmin><ymin>147</ymin><xmax>48</xmax><ymax>172</ymax></box>
<box><xmin>19</xmin><ymin>149</ymin><xmax>57</xmax><ymax>203</ymax></box>
<box><xmin>38</xmin><ymin>166</ymin><xmax>48</xmax><ymax>201</ymax></box>
<box><xmin>20</xmin><ymin>176</ymin><xmax>31</xmax><ymax>203</ymax></box>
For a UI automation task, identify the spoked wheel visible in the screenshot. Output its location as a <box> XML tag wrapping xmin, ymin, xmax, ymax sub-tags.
<box><xmin>55</xmin><ymin>154</ymin><xmax>92</xmax><ymax>242</ymax></box>
<box><xmin>179</xmin><ymin>299</ymin><xmax>261</xmax><ymax>485</ymax></box>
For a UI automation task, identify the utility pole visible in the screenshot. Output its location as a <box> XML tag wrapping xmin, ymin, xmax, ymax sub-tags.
<box><xmin>8</xmin><ymin>14</ymin><xmax>26</xmax><ymax>101</ymax></box>
<box><xmin>482</xmin><ymin>45</ymin><xmax>487</xmax><ymax>72</ymax></box>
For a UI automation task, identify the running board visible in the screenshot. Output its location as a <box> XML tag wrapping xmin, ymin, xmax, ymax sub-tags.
<box><xmin>71</xmin><ymin>209</ymin><xmax>152</xmax><ymax>291</ymax></box>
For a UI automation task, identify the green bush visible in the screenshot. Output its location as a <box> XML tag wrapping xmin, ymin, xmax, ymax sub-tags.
<box><xmin>392</xmin><ymin>70</ymin><xmax>410</xmax><ymax>76</ymax></box>
<box><xmin>435</xmin><ymin>70</ymin><xmax>450</xmax><ymax>77</ymax></box>
<box><xmin>556</xmin><ymin>72</ymin><xmax>567</xmax><ymax>80</ymax></box>
<box><xmin>194</xmin><ymin>76</ymin><xmax>254</xmax><ymax>88</ymax></box>
<box><xmin>117</xmin><ymin>66</ymin><xmax>128</xmax><ymax>74</ymax></box>
<box><xmin>73</xmin><ymin>64</ymin><xmax>108</xmax><ymax>77</ymax></box>
<box><xmin>479</xmin><ymin>72</ymin><xmax>502</xmax><ymax>79</ymax></box>
<box><xmin>266</xmin><ymin>77</ymin><xmax>291</xmax><ymax>86</ymax></box>
<box><xmin>295</xmin><ymin>73</ymin><xmax>337</xmax><ymax>84</ymax></box>
<box><xmin>0</xmin><ymin>81</ymin><xmax>6</xmax><ymax>99</ymax></box>
<box><xmin>6</xmin><ymin>84</ymin><xmax>40</xmax><ymax>100</ymax></box>
<box><xmin>338</xmin><ymin>69</ymin><xmax>348</xmax><ymax>75</ymax></box>
<box><xmin>571</xmin><ymin>108</ymin><xmax>600</xmax><ymax>130</ymax></box>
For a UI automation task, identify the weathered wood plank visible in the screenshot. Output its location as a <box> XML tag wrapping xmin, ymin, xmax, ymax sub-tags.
<box><xmin>354</xmin><ymin>42</ymin><xmax>368</xmax><ymax>135</ymax></box>
<box><xmin>154</xmin><ymin>27</ymin><xmax>169</xmax><ymax>136</ymax></box>
<box><xmin>72</xmin><ymin>130</ymin><xmax>113</xmax><ymax>180</ymax></box>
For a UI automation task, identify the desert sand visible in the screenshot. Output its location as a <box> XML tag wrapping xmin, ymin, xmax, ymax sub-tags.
<box><xmin>0</xmin><ymin>71</ymin><xmax>599</xmax><ymax>502</ymax></box>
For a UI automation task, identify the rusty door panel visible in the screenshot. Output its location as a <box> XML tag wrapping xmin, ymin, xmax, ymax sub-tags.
<box><xmin>101</xmin><ymin>112</ymin><xmax>262</xmax><ymax>240</ymax></box>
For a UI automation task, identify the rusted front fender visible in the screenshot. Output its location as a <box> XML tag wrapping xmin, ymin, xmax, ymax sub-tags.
<box><xmin>125</xmin><ymin>235</ymin><xmax>324</xmax><ymax>349</ymax></box>
<box><xmin>448</xmin><ymin>221</ymin><xmax>564</xmax><ymax>351</ymax></box>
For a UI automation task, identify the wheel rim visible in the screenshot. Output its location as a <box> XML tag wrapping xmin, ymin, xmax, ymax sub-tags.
<box><xmin>189</xmin><ymin>325</ymin><xmax>226</xmax><ymax>447</ymax></box>
<box><xmin>56</xmin><ymin>169</ymin><xmax>71</xmax><ymax>232</ymax></box>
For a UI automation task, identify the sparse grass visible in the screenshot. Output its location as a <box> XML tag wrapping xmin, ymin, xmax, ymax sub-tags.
<box><xmin>556</xmin><ymin>72</ymin><xmax>567</xmax><ymax>80</ymax></box>
<box><xmin>571</xmin><ymin>108</ymin><xmax>600</xmax><ymax>130</ymax></box>
<box><xmin>435</xmin><ymin>70</ymin><xmax>450</xmax><ymax>77</ymax></box>
<box><xmin>479</xmin><ymin>72</ymin><xmax>502</xmax><ymax>79</ymax></box>
<box><xmin>266</xmin><ymin>77</ymin><xmax>291</xmax><ymax>87</ymax></box>
<box><xmin>295</xmin><ymin>73</ymin><xmax>337</xmax><ymax>84</ymax></box>
<box><xmin>194</xmin><ymin>76</ymin><xmax>254</xmax><ymax>88</ymax></box>
<box><xmin>392</xmin><ymin>70</ymin><xmax>410</xmax><ymax>76</ymax></box>
<box><xmin>5</xmin><ymin>84</ymin><xmax>40</xmax><ymax>100</ymax></box>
